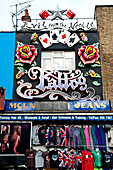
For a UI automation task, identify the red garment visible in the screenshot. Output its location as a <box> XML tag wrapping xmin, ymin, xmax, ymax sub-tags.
<box><xmin>82</xmin><ymin>150</ymin><xmax>94</xmax><ymax>170</ymax></box>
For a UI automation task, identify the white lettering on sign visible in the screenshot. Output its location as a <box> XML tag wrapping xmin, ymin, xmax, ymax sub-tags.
<box><xmin>16</xmin><ymin>67</ymin><xmax>100</xmax><ymax>101</ymax></box>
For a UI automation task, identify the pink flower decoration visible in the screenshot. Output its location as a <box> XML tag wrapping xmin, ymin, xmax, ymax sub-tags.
<box><xmin>16</xmin><ymin>44</ymin><xmax>37</xmax><ymax>64</ymax></box>
<box><xmin>78</xmin><ymin>45</ymin><xmax>100</xmax><ymax>65</ymax></box>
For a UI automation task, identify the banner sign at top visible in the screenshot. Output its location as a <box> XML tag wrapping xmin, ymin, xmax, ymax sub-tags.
<box><xmin>18</xmin><ymin>19</ymin><xmax>97</xmax><ymax>31</ymax></box>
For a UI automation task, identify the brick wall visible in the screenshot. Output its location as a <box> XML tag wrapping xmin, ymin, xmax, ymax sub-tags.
<box><xmin>96</xmin><ymin>6</ymin><xmax>113</xmax><ymax>105</ymax></box>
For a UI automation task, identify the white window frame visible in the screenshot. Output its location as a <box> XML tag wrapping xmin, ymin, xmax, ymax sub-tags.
<box><xmin>41</xmin><ymin>51</ymin><xmax>75</xmax><ymax>70</ymax></box>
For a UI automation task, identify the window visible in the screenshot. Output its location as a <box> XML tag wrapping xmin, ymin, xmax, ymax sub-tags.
<box><xmin>41</xmin><ymin>51</ymin><xmax>75</xmax><ymax>70</ymax></box>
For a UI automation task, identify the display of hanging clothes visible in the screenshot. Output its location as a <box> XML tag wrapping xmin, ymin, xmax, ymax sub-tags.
<box><xmin>58</xmin><ymin>150</ymin><xmax>64</xmax><ymax>168</ymax></box>
<box><xmin>68</xmin><ymin>125</ymin><xmax>74</xmax><ymax>148</ymax></box>
<box><xmin>59</xmin><ymin>125</ymin><xmax>69</xmax><ymax>146</ymax></box>
<box><xmin>46</xmin><ymin>125</ymin><xmax>56</xmax><ymax>146</ymax></box>
<box><xmin>80</xmin><ymin>125</ymin><xmax>87</xmax><ymax>150</ymax></box>
<box><xmin>34</xmin><ymin>149</ymin><xmax>44</xmax><ymax>168</ymax></box>
<box><xmin>42</xmin><ymin>150</ymin><xmax>50</xmax><ymax>169</ymax></box>
<box><xmin>71</xmin><ymin>125</ymin><xmax>81</xmax><ymax>149</ymax></box>
<box><xmin>84</xmin><ymin>125</ymin><xmax>90</xmax><ymax>150</ymax></box>
<box><xmin>56</xmin><ymin>125</ymin><xmax>61</xmax><ymax>145</ymax></box>
<box><xmin>38</xmin><ymin>125</ymin><xmax>47</xmax><ymax>145</ymax></box>
<box><xmin>49</xmin><ymin>149</ymin><xmax>59</xmax><ymax>168</ymax></box>
<box><xmin>95</xmin><ymin>126</ymin><xmax>103</xmax><ymax>152</ymax></box>
<box><xmin>92</xmin><ymin>148</ymin><xmax>102</xmax><ymax>170</ymax></box>
<box><xmin>25</xmin><ymin>148</ymin><xmax>37</xmax><ymax>168</ymax></box>
<box><xmin>32</xmin><ymin>125</ymin><xmax>40</xmax><ymax>145</ymax></box>
<box><xmin>91</xmin><ymin>125</ymin><xmax>98</xmax><ymax>150</ymax></box>
<box><xmin>88</xmin><ymin>125</ymin><xmax>94</xmax><ymax>151</ymax></box>
<box><xmin>63</xmin><ymin>149</ymin><xmax>69</xmax><ymax>169</ymax></box>
<box><xmin>68</xmin><ymin>149</ymin><xmax>76</xmax><ymax>169</ymax></box>
<box><xmin>108</xmin><ymin>125</ymin><xmax>113</xmax><ymax>147</ymax></box>
<box><xmin>100</xmin><ymin>125</ymin><xmax>106</xmax><ymax>151</ymax></box>
<box><xmin>75</xmin><ymin>149</ymin><xmax>82</xmax><ymax>170</ymax></box>
<box><xmin>82</xmin><ymin>149</ymin><xmax>94</xmax><ymax>170</ymax></box>
<box><xmin>101</xmin><ymin>150</ymin><xmax>113</xmax><ymax>170</ymax></box>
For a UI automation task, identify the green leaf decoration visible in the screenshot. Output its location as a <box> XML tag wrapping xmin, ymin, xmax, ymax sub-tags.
<box><xmin>93</xmin><ymin>81</ymin><xmax>101</xmax><ymax>86</ymax></box>
<box><xmin>25</xmin><ymin>70</ymin><xmax>28</xmax><ymax>74</ymax></box>
<box><xmin>14</xmin><ymin>62</ymin><xmax>24</xmax><ymax>67</ymax></box>
<box><xmin>95</xmin><ymin>73</ymin><xmax>101</xmax><ymax>78</ymax></box>
<box><xmin>79</xmin><ymin>40</ymin><xmax>85</xmax><ymax>44</ymax></box>
<box><xmin>78</xmin><ymin>61</ymin><xmax>85</xmax><ymax>67</ymax></box>
<box><xmin>30</xmin><ymin>60</ymin><xmax>37</xmax><ymax>67</ymax></box>
<box><xmin>92</xmin><ymin>42</ymin><xmax>99</xmax><ymax>48</ymax></box>
<box><xmin>32</xmin><ymin>41</ymin><xmax>39</xmax><ymax>45</ymax></box>
<box><xmin>17</xmin><ymin>41</ymin><xmax>24</xmax><ymax>47</ymax></box>
<box><xmin>91</xmin><ymin>61</ymin><xmax>101</xmax><ymax>67</ymax></box>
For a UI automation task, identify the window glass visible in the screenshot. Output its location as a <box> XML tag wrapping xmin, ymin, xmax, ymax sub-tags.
<box><xmin>53</xmin><ymin>58</ymin><xmax>64</xmax><ymax>70</ymax></box>
<box><xmin>65</xmin><ymin>58</ymin><xmax>74</xmax><ymax>70</ymax></box>
<box><xmin>43</xmin><ymin>58</ymin><xmax>51</xmax><ymax>70</ymax></box>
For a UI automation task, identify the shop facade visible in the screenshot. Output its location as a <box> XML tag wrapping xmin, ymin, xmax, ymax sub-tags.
<box><xmin>0</xmin><ymin>5</ymin><xmax>113</xmax><ymax>170</ymax></box>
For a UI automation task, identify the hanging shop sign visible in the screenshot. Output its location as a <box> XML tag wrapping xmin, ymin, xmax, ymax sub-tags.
<box><xmin>5</xmin><ymin>101</ymin><xmax>36</xmax><ymax>111</ymax></box>
<box><xmin>0</xmin><ymin>115</ymin><xmax>113</xmax><ymax>121</ymax></box>
<box><xmin>68</xmin><ymin>100</ymin><xmax>110</xmax><ymax>111</ymax></box>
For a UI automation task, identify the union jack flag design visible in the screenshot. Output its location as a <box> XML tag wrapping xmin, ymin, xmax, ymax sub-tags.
<box><xmin>68</xmin><ymin>154</ymin><xmax>75</xmax><ymax>169</ymax></box>
<box><xmin>68</xmin><ymin>149</ymin><xmax>76</xmax><ymax>169</ymax></box>
<box><xmin>45</xmin><ymin>127</ymin><xmax>49</xmax><ymax>145</ymax></box>
<box><xmin>46</xmin><ymin>155</ymin><xmax>50</xmax><ymax>162</ymax></box>
<box><xmin>63</xmin><ymin>150</ymin><xmax>69</xmax><ymax>168</ymax></box>
<box><xmin>59</xmin><ymin>126</ymin><xmax>68</xmax><ymax>146</ymax></box>
<box><xmin>49</xmin><ymin>126</ymin><xmax>54</xmax><ymax>145</ymax></box>
<box><xmin>58</xmin><ymin>150</ymin><xmax>64</xmax><ymax>167</ymax></box>
<box><xmin>75</xmin><ymin>150</ymin><xmax>82</xmax><ymax>167</ymax></box>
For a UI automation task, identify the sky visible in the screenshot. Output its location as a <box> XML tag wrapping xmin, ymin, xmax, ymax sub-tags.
<box><xmin>0</xmin><ymin>0</ymin><xmax>113</xmax><ymax>31</ymax></box>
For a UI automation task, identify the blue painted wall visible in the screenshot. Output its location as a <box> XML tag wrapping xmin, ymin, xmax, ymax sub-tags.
<box><xmin>0</xmin><ymin>32</ymin><xmax>15</xmax><ymax>99</ymax></box>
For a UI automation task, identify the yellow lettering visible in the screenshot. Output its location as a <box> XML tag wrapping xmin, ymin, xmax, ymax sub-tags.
<box><xmin>9</xmin><ymin>103</ymin><xmax>16</xmax><ymax>108</ymax></box>
<box><xmin>23</xmin><ymin>103</ymin><xmax>28</xmax><ymax>109</ymax></box>
<box><xmin>100</xmin><ymin>102</ymin><xmax>106</xmax><ymax>108</ymax></box>
<box><xmin>68</xmin><ymin>103</ymin><xmax>72</xmax><ymax>109</ymax></box>
<box><xmin>17</xmin><ymin>103</ymin><xmax>23</xmax><ymax>109</ymax></box>
<box><xmin>94</xmin><ymin>102</ymin><xmax>100</xmax><ymax>108</ymax></box>
<box><xmin>87</xmin><ymin>103</ymin><xmax>93</xmax><ymax>108</ymax></box>
<box><xmin>81</xmin><ymin>102</ymin><xmax>86</xmax><ymax>108</ymax></box>
<box><xmin>74</xmin><ymin>102</ymin><xmax>80</xmax><ymax>108</ymax></box>
<box><xmin>29</xmin><ymin>103</ymin><xmax>36</xmax><ymax>108</ymax></box>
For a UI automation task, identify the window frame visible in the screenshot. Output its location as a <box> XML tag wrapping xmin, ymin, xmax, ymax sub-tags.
<box><xmin>41</xmin><ymin>50</ymin><xmax>75</xmax><ymax>70</ymax></box>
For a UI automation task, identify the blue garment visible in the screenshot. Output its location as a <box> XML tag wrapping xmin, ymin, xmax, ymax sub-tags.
<box><xmin>95</xmin><ymin>126</ymin><xmax>102</xmax><ymax>152</ymax></box>
<box><xmin>100</xmin><ymin>125</ymin><xmax>106</xmax><ymax>151</ymax></box>
<box><xmin>91</xmin><ymin>125</ymin><xmax>98</xmax><ymax>150</ymax></box>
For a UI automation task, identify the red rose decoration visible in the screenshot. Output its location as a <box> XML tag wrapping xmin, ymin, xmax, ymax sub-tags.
<box><xmin>16</xmin><ymin>44</ymin><xmax>37</xmax><ymax>64</ymax></box>
<box><xmin>78</xmin><ymin>45</ymin><xmax>100</xmax><ymax>65</ymax></box>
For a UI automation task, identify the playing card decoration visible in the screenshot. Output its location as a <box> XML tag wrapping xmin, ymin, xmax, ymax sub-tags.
<box><xmin>50</xmin><ymin>29</ymin><xmax>60</xmax><ymax>43</ymax></box>
<box><xmin>39</xmin><ymin>33</ymin><xmax>52</xmax><ymax>48</ymax></box>
<box><xmin>78</xmin><ymin>45</ymin><xmax>100</xmax><ymax>65</ymax></box>
<box><xmin>39</xmin><ymin>30</ymin><xmax>80</xmax><ymax>48</ymax></box>
<box><xmin>67</xmin><ymin>33</ymin><xmax>80</xmax><ymax>47</ymax></box>
<box><xmin>59</xmin><ymin>29</ymin><xmax>71</xmax><ymax>44</ymax></box>
<box><xmin>65</xmin><ymin>9</ymin><xmax>76</xmax><ymax>19</ymax></box>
